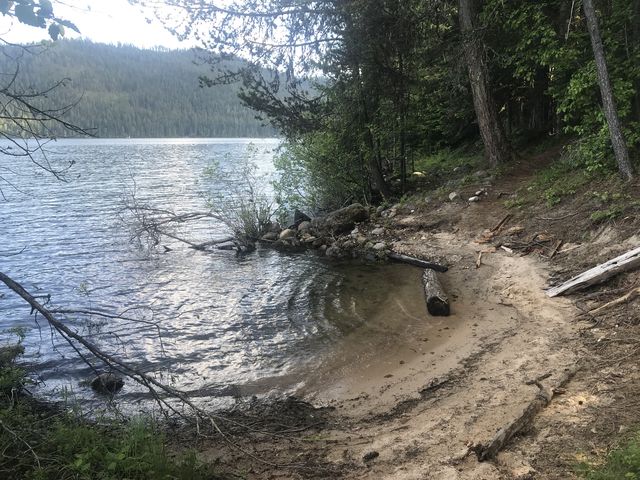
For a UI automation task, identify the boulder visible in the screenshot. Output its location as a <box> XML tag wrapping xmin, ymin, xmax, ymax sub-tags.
<box><xmin>0</xmin><ymin>344</ymin><xmax>24</xmax><ymax>368</ymax></box>
<box><xmin>297</xmin><ymin>221</ymin><xmax>312</xmax><ymax>232</ymax></box>
<box><xmin>373</xmin><ymin>242</ymin><xmax>387</xmax><ymax>251</ymax></box>
<box><xmin>91</xmin><ymin>372</ymin><xmax>124</xmax><ymax>395</ymax></box>
<box><xmin>293</xmin><ymin>209</ymin><xmax>311</xmax><ymax>225</ymax></box>
<box><xmin>312</xmin><ymin>203</ymin><xmax>369</xmax><ymax>235</ymax></box>
<box><xmin>261</xmin><ymin>232</ymin><xmax>278</xmax><ymax>241</ymax></box>
<box><xmin>279</xmin><ymin>229</ymin><xmax>296</xmax><ymax>240</ymax></box>
<box><xmin>325</xmin><ymin>245</ymin><xmax>344</xmax><ymax>258</ymax></box>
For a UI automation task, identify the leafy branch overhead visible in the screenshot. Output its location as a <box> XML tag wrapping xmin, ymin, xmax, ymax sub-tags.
<box><xmin>0</xmin><ymin>0</ymin><xmax>79</xmax><ymax>40</ymax></box>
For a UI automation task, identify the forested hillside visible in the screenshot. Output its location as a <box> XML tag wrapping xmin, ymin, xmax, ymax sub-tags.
<box><xmin>2</xmin><ymin>39</ymin><xmax>275</xmax><ymax>138</ymax></box>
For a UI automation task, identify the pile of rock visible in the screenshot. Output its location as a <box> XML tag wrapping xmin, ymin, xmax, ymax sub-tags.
<box><xmin>261</xmin><ymin>203</ymin><xmax>391</xmax><ymax>260</ymax></box>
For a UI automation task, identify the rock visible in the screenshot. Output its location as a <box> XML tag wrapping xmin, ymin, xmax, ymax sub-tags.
<box><xmin>312</xmin><ymin>238</ymin><xmax>325</xmax><ymax>248</ymax></box>
<box><xmin>325</xmin><ymin>245</ymin><xmax>343</xmax><ymax>258</ymax></box>
<box><xmin>301</xmin><ymin>234</ymin><xmax>316</xmax><ymax>244</ymax></box>
<box><xmin>341</xmin><ymin>239</ymin><xmax>356</xmax><ymax>250</ymax></box>
<box><xmin>376</xmin><ymin>205</ymin><xmax>385</xmax><ymax>214</ymax></box>
<box><xmin>261</xmin><ymin>232</ymin><xmax>278</xmax><ymax>241</ymax></box>
<box><xmin>293</xmin><ymin>209</ymin><xmax>311</xmax><ymax>225</ymax></box>
<box><xmin>0</xmin><ymin>344</ymin><xmax>24</xmax><ymax>368</ymax></box>
<box><xmin>371</xmin><ymin>227</ymin><xmax>385</xmax><ymax>236</ymax></box>
<box><xmin>90</xmin><ymin>372</ymin><xmax>124</xmax><ymax>395</ymax></box>
<box><xmin>273</xmin><ymin>239</ymin><xmax>304</xmax><ymax>252</ymax></box>
<box><xmin>373</xmin><ymin>242</ymin><xmax>386</xmax><ymax>251</ymax></box>
<box><xmin>363</xmin><ymin>451</ymin><xmax>379</xmax><ymax>462</ymax></box>
<box><xmin>312</xmin><ymin>203</ymin><xmax>369</xmax><ymax>235</ymax></box>
<box><xmin>356</xmin><ymin>235</ymin><xmax>368</xmax><ymax>244</ymax></box>
<box><xmin>468</xmin><ymin>196</ymin><xmax>480</xmax><ymax>202</ymax></box>
<box><xmin>297</xmin><ymin>221</ymin><xmax>312</xmax><ymax>232</ymax></box>
<box><xmin>475</xmin><ymin>190</ymin><xmax>484</xmax><ymax>196</ymax></box>
<box><xmin>474</xmin><ymin>170</ymin><xmax>488</xmax><ymax>178</ymax></box>
<box><xmin>267</xmin><ymin>221</ymin><xmax>281</xmax><ymax>233</ymax></box>
<box><xmin>279</xmin><ymin>229</ymin><xmax>296</xmax><ymax>240</ymax></box>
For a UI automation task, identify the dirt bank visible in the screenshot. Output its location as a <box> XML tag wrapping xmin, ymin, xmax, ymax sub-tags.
<box><xmin>197</xmin><ymin>153</ymin><xmax>640</xmax><ymax>479</ymax></box>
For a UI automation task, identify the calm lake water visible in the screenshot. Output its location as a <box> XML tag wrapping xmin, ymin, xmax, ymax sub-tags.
<box><xmin>0</xmin><ymin>138</ymin><xmax>424</xmax><ymax>409</ymax></box>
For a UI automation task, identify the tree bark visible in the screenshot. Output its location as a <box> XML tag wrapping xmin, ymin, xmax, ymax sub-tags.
<box><xmin>583</xmin><ymin>0</ymin><xmax>634</xmax><ymax>181</ymax></box>
<box><xmin>388</xmin><ymin>252</ymin><xmax>448</xmax><ymax>272</ymax></box>
<box><xmin>459</xmin><ymin>0</ymin><xmax>511</xmax><ymax>168</ymax></box>
<box><xmin>546</xmin><ymin>246</ymin><xmax>640</xmax><ymax>297</ymax></box>
<box><xmin>422</xmin><ymin>269</ymin><xmax>450</xmax><ymax>316</ymax></box>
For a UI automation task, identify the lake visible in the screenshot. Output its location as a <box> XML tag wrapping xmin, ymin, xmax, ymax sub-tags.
<box><xmin>0</xmin><ymin>138</ymin><xmax>425</xmax><ymax>409</ymax></box>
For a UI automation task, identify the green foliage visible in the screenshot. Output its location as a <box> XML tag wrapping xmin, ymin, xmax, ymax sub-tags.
<box><xmin>0</xmin><ymin>344</ymin><xmax>222</xmax><ymax>480</ymax></box>
<box><xmin>274</xmin><ymin>133</ymin><xmax>368</xmax><ymax>213</ymax></box>
<box><xmin>205</xmin><ymin>145</ymin><xmax>275</xmax><ymax>239</ymax></box>
<box><xmin>414</xmin><ymin>148</ymin><xmax>483</xmax><ymax>178</ymax></box>
<box><xmin>528</xmin><ymin>162</ymin><xmax>593</xmax><ymax>207</ymax></box>
<box><xmin>590</xmin><ymin>207</ymin><xmax>624</xmax><ymax>223</ymax></box>
<box><xmin>577</xmin><ymin>431</ymin><xmax>640</xmax><ymax>479</ymax></box>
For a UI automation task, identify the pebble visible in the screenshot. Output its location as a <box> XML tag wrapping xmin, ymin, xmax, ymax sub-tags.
<box><xmin>373</xmin><ymin>242</ymin><xmax>386</xmax><ymax>251</ymax></box>
<box><xmin>449</xmin><ymin>192</ymin><xmax>459</xmax><ymax>201</ymax></box>
<box><xmin>371</xmin><ymin>227</ymin><xmax>385</xmax><ymax>236</ymax></box>
<box><xmin>468</xmin><ymin>196</ymin><xmax>480</xmax><ymax>202</ymax></box>
<box><xmin>363</xmin><ymin>451</ymin><xmax>379</xmax><ymax>462</ymax></box>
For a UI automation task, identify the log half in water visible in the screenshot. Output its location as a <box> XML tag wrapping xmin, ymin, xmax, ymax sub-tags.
<box><xmin>388</xmin><ymin>252</ymin><xmax>448</xmax><ymax>272</ymax></box>
<box><xmin>422</xmin><ymin>269</ymin><xmax>450</xmax><ymax>316</ymax></box>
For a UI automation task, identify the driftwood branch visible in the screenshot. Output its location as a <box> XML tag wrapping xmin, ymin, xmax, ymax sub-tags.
<box><xmin>388</xmin><ymin>252</ymin><xmax>448</xmax><ymax>272</ymax></box>
<box><xmin>473</xmin><ymin>365</ymin><xmax>579</xmax><ymax>461</ymax></box>
<box><xmin>0</xmin><ymin>271</ymin><xmax>310</xmax><ymax>468</ymax></box>
<box><xmin>490</xmin><ymin>214</ymin><xmax>511</xmax><ymax>233</ymax></box>
<box><xmin>587</xmin><ymin>286</ymin><xmax>640</xmax><ymax>316</ymax></box>
<box><xmin>546</xmin><ymin>246</ymin><xmax>640</xmax><ymax>297</ymax></box>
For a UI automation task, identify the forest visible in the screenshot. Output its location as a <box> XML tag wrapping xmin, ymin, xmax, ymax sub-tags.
<box><xmin>0</xmin><ymin>39</ymin><xmax>275</xmax><ymax>138</ymax></box>
<box><xmin>151</xmin><ymin>0</ymin><xmax>640</xmax><ymax>210</ymax></box>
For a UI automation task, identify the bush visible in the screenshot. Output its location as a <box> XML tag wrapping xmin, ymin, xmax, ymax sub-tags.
<box><xmin>577</xmin><ymin>431</ymin><xmax>640</xmax><ymax>479</ymax></box>
<box><xmin>204</xmin><ymin>144</ymin><xmax>275</xmax><ymax>241</ymax></box>
<box><xmin>0</xmin><ymin>338</ymin><xmax>223</xmax><ymax>480</ymax></box>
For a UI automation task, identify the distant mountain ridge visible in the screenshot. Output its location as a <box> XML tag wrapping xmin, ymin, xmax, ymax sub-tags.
<box><xmin>3</xmin><ymin>39</ymin><xmax>275</xmax><ymax>138</ymax></box>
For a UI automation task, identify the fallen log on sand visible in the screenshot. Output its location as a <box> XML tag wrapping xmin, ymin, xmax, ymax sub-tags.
<box><xmin>473</xmin><ymin>365</ymin><xmax>578</xmax><ymax>461</ymax></box>
<box><xmin>423</xmin><ymin>269</ymin><xmax>450</xmax><ymax>316</ymax></box>
<box><xmin>546</xmin><ymin>246</ymin><xmax>640</xmax><ymax>297</ymax></box>
<box><xmin>388</xmin><ymin>252</ymin><xmax>448</xmax><ymax>272</ymax></box>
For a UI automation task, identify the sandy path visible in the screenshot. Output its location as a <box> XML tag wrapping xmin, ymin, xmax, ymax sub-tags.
<box><xmin>289</xmin><ymin>228</ymin><xmax>580</xmax><ymax>479</ymax></box>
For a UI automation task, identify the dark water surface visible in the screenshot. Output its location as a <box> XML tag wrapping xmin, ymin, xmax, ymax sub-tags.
<box><xmin>0</xmin><ymin>138</ymin><xmax>424</xmax><ymax>408</ymax></box>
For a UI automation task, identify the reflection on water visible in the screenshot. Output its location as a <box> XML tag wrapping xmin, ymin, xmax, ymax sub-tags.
<box><xmin>0</xmin><ymin>138</ymin><xmax>425</xmax><ymax>407</ymax></box>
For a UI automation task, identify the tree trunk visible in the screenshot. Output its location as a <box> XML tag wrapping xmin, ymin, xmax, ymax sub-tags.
<box><xmin>458</xmin><ymin>0</ymin><xmax>510</xmax><ymax>168</ymax></box>
<box><xmin>583</xmin><ymin>0</ymin><xmax>634</xmax><ymax>181</ymax></box>
<box><xmin>422</xmin><ymin>269</ymin><xmax>450</xmax><ymax>316</ymax></box>
<box><xmin>631</xmin><ymin>0</ymin><xmax>640</xmax><ymax>121</ymax></box>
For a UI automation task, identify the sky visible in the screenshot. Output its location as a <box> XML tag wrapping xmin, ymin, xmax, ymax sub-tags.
<box><xmin>0</xmin><ymin>0</ymin><xmax>190</xmax><ymax>49</ymax></box>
